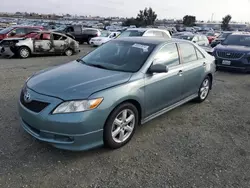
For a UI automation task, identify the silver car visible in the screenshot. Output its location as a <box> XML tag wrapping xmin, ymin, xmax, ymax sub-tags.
<box><xmin>0</xmin><ymin>31</ymin><xmax>80</xmax><ymax>58</ymax></box>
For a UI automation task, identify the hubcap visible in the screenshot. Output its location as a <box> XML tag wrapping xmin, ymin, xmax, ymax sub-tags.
<box><xmin>20</xmin><ymin>49</ymin><xmax>29</xmax><ymax>57</ymax></box>
<box><xmin>111</xmin><ymin>109</ymin><xmax>135</xmax><ymax>143</ymax></box>
<box><xmin>66</xmin><ymin>50</ymin><xmax>72</xmax><ymax>56</ymax></box>
<box><xmin>200</xmin><ymin>79</ymin><xmax>210</xmax><ymax>100</ymax></box>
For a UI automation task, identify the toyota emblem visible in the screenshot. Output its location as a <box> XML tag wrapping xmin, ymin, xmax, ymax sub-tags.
<box><xmin>24</xmin><ymin>92</ymin><xmax>32</xmax><ymax>103</ymax></box>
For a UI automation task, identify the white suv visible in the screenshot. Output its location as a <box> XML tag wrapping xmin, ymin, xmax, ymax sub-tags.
<box><xmin>118</xmin><ymin>28</ymin><xmax>171</xmax><ymax>39</ymax></box>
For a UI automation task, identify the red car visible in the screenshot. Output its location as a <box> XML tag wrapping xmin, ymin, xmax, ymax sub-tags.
<box><xmin>206</xmin><ymin>32</ymin><xmax>220</xmax><ymax>44</ymax></box>
<box><xmin>0</xmin><ymin>26</ymin><xmax>45</xmax><ymax>41</ymax></box>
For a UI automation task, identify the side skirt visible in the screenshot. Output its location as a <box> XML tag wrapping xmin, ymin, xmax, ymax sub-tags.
<box><xmin>141</xmin><ymin>94</ymin><xmax>198</xmax><ymax>125</ymax></box>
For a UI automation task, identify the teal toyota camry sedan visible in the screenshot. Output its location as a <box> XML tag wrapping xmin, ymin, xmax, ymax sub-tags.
<box><xmin>19</xmin><ymin>37</ymin><xmax>216</xmax><ymax>151</ymax></box>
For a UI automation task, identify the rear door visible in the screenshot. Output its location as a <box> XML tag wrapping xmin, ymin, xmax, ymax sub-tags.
<box><xmin>177</xmin><ymin>42</ymin><xmax>206</xmax><ymax>98</ymax></box>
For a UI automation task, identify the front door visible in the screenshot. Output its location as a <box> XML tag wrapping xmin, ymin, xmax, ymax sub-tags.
<box><xmin>144</xmin><ymin>43</ymin><xmax>183</xmax><ymax>117</ymax></box>
<box><xmin>34</xmin><ymin>33</ymin><xmax>54</xmax><ymax>53</ymax></box>
<box><xmin>177</xmin><ymin>43</ymin><xmax>206</xmax><ymax>98</ymax></box>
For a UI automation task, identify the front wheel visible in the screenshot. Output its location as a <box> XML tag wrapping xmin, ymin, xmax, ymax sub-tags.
<box><xmin>104</xmin><ymin>103</ymin><xmax>139</xmax><ymax>149</ymax></box>
<box><xmin>195</xmin><ymin>76</ymin><xmax>211</xmax><ymax>102</ymax></box>
<box><xmin>18</xmin><ymin>47</ymin><xmax>30</xmax><ymax>58</ymax></box>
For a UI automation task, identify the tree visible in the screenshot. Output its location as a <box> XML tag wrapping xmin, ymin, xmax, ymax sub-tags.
<box><xmin>123</xmin><ymin>7</ymin><xmax>157</xmax><ymax>27</ymax></box>
<box><xmin>183</xmin><ymin>15</ymin><xmax>196</xmax><ymax>27</ymax></box>
<box><xmin>136</xmin><ymin>7</ymin><xmax>157</xmax><ymax>26</ymax></box>
<box><xmin>221</xmin><ymin>14</ymin><xmax>232</xmax><ymax>31</ymax></box>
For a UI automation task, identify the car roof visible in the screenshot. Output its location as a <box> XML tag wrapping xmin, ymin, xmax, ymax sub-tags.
<box><xmin>231</xmin><ymin>32</ymin><xmax>250</xmax><ymax>36</ymax></box>
<box><xmin>126</xmin><ymin>28</ymin><xmax>168</xmax><ymax>32</ymax></box>
<box><xmin>115</xmin><ymin>37</ymin><xmax>185</xmax><ymax>45</ymax></box>
<box><xmin>11</xmin><ymin>25</ymin><xmax>43</xmax><ymax>28</ymax></box>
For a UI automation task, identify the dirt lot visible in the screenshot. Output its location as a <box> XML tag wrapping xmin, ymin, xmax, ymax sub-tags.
<box><xmin>0</xmin><ymin>45</ymin><xmax>250</xmax><ymax>188</ymax></box>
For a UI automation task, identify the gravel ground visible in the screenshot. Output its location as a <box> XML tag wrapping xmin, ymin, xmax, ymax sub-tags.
<box><xmin>0</xmin><ymin>45</ymin><xmax>250</xmax><ymax>188</ymax></box>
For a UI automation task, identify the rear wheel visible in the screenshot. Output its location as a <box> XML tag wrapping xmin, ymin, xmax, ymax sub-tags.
<box><xmin>65</xmin><ymin>49</ymin><xmax>73</xmax><ymax>56</ymax></box>
<box><xmin>18</xmin><ymin>47</ymin><xmax>30</xmax><ymax>58</ymax></box>
<box><xmin>104</xmin><ymin>103</ymin><xmax>138</xmax><ymax>149</ymax></box>
<box><xmin>195</xmin><ymin>76</ymin><xmax>211</xmax><ymax>102</ymax></box>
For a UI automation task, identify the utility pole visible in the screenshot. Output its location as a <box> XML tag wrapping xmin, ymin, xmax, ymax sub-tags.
<box><xmin>211</xmin><ymin>13</ymin><xmax>214</xmax><ymax>22</ymax></box>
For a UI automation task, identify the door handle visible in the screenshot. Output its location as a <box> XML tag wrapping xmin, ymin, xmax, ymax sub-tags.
<box><xmin>203</xmin><ymin>62</ymin><xmax>206</xmax><ymax>67</ymax></box>
<box><xmin>178</xmin><ymin>70</ymin><xmax>183</xmax><ymax>76</ymax></box>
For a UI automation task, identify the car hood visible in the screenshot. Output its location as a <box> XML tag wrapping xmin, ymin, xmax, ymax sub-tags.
<box><xmin>27</xmin><ymin>61</ymin><xmax>132</xmax><ymax>100</ymax></box>
<box><xmin>215</xmin><ymin>44</ymin><xmax>250</xmax><ymax>53</ymax></box>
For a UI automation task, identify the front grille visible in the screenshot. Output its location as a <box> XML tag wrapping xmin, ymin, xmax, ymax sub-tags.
<box><xmin>20</xmin><ymin>90</ymin><xmax>49</xmax><ymax>113</ymax></box>
<box><xmin>216</xmin><ymin>51</ymin><xmax>244</xmax><ymax>59</ymax></box>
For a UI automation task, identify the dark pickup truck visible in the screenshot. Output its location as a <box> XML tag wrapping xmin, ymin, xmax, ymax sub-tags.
<box><xmin>55</xmin><ymin>25</ymin><xmax>101</xmax><ymax>44</ymax></box>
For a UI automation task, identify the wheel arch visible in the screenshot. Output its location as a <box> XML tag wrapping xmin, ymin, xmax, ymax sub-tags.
<box><xmin>105</xmin><ymin>98</ymin><xmax>143</xmax><ymax>127</ymax></box>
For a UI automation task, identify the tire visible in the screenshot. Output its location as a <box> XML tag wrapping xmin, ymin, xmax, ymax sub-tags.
<box><xmin>65</xmin><ymin>48</ymin><xmax>73</xmax><ymax>56</ymax></box>
<box><xmin>195</xmin><ymin>76</ymin><xmax>211</xmax><ymax>103</ymax></box>
<box><xmin>104</xmin><ymin>103</ymin><xmax>139</xmax><ymax>149</ymax></box>
<box><xmin>18</xmin><ymin>47</ymin><xmax>30</xmax><ymax>58</ymax></box>
<box><xmin>87</xmin><ymin>38</ymin><xmax>91</xmax><ymax>45</ymax></box>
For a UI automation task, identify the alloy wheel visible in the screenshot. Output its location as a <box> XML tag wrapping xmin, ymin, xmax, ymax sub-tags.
<box><xmin>111</xmin><ymin>109</ymin><xmax>135</xmax><ymax>143</ymax></box>
<box><xmin>200</xmin><ymin>78</ymin><xmax>210</xmax><ymax>100</ymax></box>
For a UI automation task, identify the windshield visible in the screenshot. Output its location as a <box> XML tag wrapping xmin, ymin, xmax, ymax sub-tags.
<box><xmin>206</xmin><ymin>33</ymin><xmax>214</xmax><ymax>37</ymax></box>
<box><xmin>100</xmin><ymin>31</ymin><xmax>110</xmax><ymax>37</ymax></box>
<box><xmin>0</xmin><ymin>27</ymin><xmax>13</xmax><ymax>34</ymax></box>
<box><xmin>218</xmin><ymin>32</ymin><xmax>231</xmax><ymax>39</ymax></box>
<box><xmin>222</xmin><ymin>35</ymin><xmax>250</xmax><ymax>46</ymax></box>
<box><xmin>180</xmin><ymin>35</ymin><xmax>194</xmax><ymax>41</ymax></box>
<box><xmin>81</xmin><ymin>40</ymin><xmax>156</xmax><ymax>72</ymax></box>
<box><xmin>118</xmin><ymin>30</ymin><xmax>145</xmax><ymax>37</ymax></box>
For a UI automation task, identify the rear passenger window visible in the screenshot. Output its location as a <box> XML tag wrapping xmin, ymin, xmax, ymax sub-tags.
<box><xmin>153</xmin><ymin>31</ymin><xmax>163</xmax><ymax>37</ymax></box>
<box><xmin>196</xmin><ymin>48</ymin><xmax>205</xmax><ymax>59</ymax></box>
<box><xmin>27</xmin><ymin>28</ymin><xmax>40</xmax><ymax>33</ymax></box>
<box><xmin>179</xmin><ymin>43</ymin><xmax>197</xmax><ymax>63</ymax></box>
<box><xmin>154</xmin><ymin>43</ymin><xmax>180</xmax><ymax>67</ymax></box>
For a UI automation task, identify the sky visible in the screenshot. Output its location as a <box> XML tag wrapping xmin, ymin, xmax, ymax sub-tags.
<box><xmin>1</xmin><ymin>0</ymin><xmax>250</xmax><ymax>22</ymax></box>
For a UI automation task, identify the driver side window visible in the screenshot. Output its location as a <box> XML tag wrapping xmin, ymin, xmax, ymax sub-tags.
<box><xmin>9</xmin><ymin>28</ymin><xmax>26</xmax><ymax>36</ymax></box>
<box><xmin>153</xmin><ymin>43</ymin><xmax>180</xmax><ymax>67</ymax></box>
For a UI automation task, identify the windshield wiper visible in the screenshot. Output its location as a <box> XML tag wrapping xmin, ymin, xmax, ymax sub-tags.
<box><xmin>88</xmin><ymin>64</ymin><xmax>109</xmax><ymax>70</ymax></box>
<box><xmin>76</xmin><ymin>59</ymin><xmax>86</xmax><ymax>64</ymax></box>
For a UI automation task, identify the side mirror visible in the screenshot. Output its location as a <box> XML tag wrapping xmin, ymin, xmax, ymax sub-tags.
<box><xmin>193</xmin><ymin>40</ymin><xmax>196</xmax><ymax>43</ymax></box>
<box><xmin>148</xmin><ymin>64</ymin><xmax>168</xmax><ymax>74</ymax></box>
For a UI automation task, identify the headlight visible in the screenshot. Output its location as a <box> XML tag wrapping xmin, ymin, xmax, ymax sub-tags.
<box><xmin>52</xmin><ymin>98</ymin><xmax>103</xmax><ymax>114</ymax></box>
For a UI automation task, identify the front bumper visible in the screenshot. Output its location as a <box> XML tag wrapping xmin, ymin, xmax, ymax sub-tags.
<box><xmin>215</xmin><ymin>58</ymin><xmax>250</xmax><ymax>72</ymax></box>
<box><xmin>0</xmin><ymin>46</ymin><xmax>15</xmax><ymax>58</ymax></box>
<box><xmin>18</xmin><ymin>88</ymin><xmax>107</xmax><ymax>151</ymax></box>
